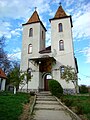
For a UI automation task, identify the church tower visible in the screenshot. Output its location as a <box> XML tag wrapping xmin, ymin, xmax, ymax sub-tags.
<box><xmin>50</xmin><ymin>4</ymin><xmax>78</xmax><ymax>93</ymax></box>
<box><xmin>50</xmin><ymin>4</ymin><xmax>76</xmax><ymax>68</ymax></box>
<box><xmin>20</xmin><ymin>10</ymin><xmax>46</xmax><ymax>71</ymax></box>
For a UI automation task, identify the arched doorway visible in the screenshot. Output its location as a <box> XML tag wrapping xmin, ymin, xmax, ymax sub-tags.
<box><xmin>44</xmin><ymin>74</ymin><xmax>52</xmax><ymax>91</ymax></box>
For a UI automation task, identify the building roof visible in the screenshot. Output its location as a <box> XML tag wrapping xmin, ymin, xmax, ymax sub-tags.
<box><xmin>0</xmin><ymin>68</ymin><xmax>7</xmax><ymax>79</ymax></box>
<box><xmin>39</xmin><ymin>46</ymin><xmax>51</xmax><ymax>54</ymax></box>
<box><xmin>49</xmin><ymin>5</ymin><xmax>73</xmax><ymax>27</ymax></box>
<box><xmin>54</xmin><ymin>5</ymin><xmax>67</xmax><ymax>18</ymax></box>
<box><xmin>22</xmin><ymin>10</ymin><xmax>47</xmax><ymax>31</ymax></box>
<box><xmin>27</xmin><ymin>10</ymin><xmax>40</xmax><ymax>23</ymax></box>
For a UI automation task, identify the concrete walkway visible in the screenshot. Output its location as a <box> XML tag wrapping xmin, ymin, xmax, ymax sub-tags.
<box><xmin>31</xmin><ymin>91</ymin><xmax>80</xmax><ymax>120</ymax></box>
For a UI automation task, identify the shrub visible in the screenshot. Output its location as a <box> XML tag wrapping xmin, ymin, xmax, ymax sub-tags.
<box><xmin>0</xmin><ymin>91</ymin><xmax>13</xmax><ymax>96</ymax></box>
<box><xmin>48</xmin><ymin>80</ymin><xmax>63</xmax><ymax>98</ymax></box>
<box><xmin>62</xmin><ymin>98</ymin><xmax>73</xmax><ymax>107</ymax></box>
<box><xmin>30</xmin><ymin>91</ymin><xmax>35</xmax><ymax>96</ymax></box>
<box><xmin>75</xmin><ymin>105</ymin><xmax>83</xmax><ymax>114</ymax></box>
<box><xmin>79</xmin><ymin>85</ymin><xmax>88</xmax><ymax>94</ymax></box>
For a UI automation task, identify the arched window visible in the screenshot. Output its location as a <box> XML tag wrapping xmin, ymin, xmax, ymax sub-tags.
<box><xmin>46</xmin><ymin>74</ymin><xmax>52</xmax><ymax>79</ymax></box>
<box><xmin>60</xmin><ymin>66</ymin><xmax>64</xmax><ymax>78</ymax></box>
<box><xmin>28</xmin><ymin>44</ymin><xmax>32</xmax><ymax>54</ymax></box>
<box><xmin>29</xmin><ymin>28</ymin><xmax>33</xmax><ymax>37</ymax></box>
<box><xmin>59</xmin><ymin>40</ymin><xmax>64</xmax><ymax>50</ymax></box>
<box><xmin>58</xmin><ymin>23</ymin><xmax>63</xmax><ymax>32</ymax></box>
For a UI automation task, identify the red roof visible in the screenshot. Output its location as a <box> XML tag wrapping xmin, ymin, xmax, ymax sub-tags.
<box><xmin>27</xmin><ymin>10</ymin><xmax>40</xmax><ymax>24</ymax></box>
<box><xmin>22</xmin><ymin>10</ymin><xmax>47</xmax><ymax>31</ymax></box>
<box><xmin>49</xmin><ymin>5</ymin><xmax>73</xmax><ymax>27</ymax></box>
<box><xmin>0</xmin><ymin>68</ymin><xmax>7</xmax><ymax>79</ymax></box>
<box><xmin>54</xmin><ymin>5</ymin><xmax>67</xmax><ymax>18</ymax></box>
<box><xmin>39</xmin><ymin>46</ymin><xmax>51</xmax><ymax>54</ymax></box>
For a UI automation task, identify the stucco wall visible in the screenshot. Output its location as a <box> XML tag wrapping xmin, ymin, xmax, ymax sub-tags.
<box><xmin>20</xmin><ymin>22</ymin><xmax>46</xmax><ymax>72</ymax></box>
<box><xmin>51</xmin><ymin>18</ymin><xmax>75</xmax><ymax>67</ymax></box>
<box><xmin>0</xmin><ymin>79</ymin><xmax>6</xmax><ymax>91</ymax></box>
<box><xmin>51</xmin><ymin>17</ymin><xmax>76</xmax><ymax>89</ymax></box>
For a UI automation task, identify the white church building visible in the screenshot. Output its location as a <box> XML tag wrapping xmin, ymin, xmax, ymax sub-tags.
<box><xmin>20</xmin><ymin>5</ymin><xmax>78</xmax><ymax>93</ymax></box>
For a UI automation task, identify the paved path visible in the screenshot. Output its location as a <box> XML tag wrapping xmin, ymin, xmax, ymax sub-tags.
<box><xmin>31</xmin><ymin>91</ymin><xmax>79</xmax><ymax>120</ymax></box>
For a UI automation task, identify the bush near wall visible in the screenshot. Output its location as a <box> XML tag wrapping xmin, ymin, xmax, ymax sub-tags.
<box><xmin>79</xmin><ymin>85</ymin><xmax>88</xmax><ymax>94</ymax></box>
<box><xmin>48</xmin><ymin>79</ymin><xmax>63</xmax><ymax>98</ymax></box>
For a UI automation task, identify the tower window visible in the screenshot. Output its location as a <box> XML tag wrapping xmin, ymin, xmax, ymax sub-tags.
<box><xmin>58</xmin><ymin>23</ymin><xmax>63</xmax><ymax>32</ymax></box>
<box><xmin>28</xmin><ymin>44</ymin><xmax>32</xmax><ymax>54</ymax></box>
<box><xmin>60</xmin><ymin>66</ymin><xmax>64</xmax><ymax>78</ymax></box>
<box><xmin>59</xmin><ymin>40</ymin><xmax>64</xmax><ymax>51</ymax></box>
<box><xmin>29</xmin><ymin>28</ymin><xmax>33</xmax><ymax>37</ymax></box>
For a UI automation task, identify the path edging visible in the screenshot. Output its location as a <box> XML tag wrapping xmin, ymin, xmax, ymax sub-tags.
<box><xmin>54</xmin><ymin>96</ymin><xmax>81</xmax><ymax>120</ymax></box>
<box><xmin>30</xmin><ymin>95</ymin><xmax>36</xmax><ymax>115</ymax></box>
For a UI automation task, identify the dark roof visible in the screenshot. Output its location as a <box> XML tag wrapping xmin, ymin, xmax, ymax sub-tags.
<box><xmin>54</xmin><ymin>5</ymin><xmax>67</xmax><ymax>18</ymax></box>
<box><xmin>27</xmin><ymin>10</ymin><xmax>40</xmax><ymax>23</ymax></box>
<box><xmin>39</xmin><ymin>46</ymin><xmax>51</xmax><ymax>54</ymax></box>
<box><xmin>22</xmin><ymin>10</ymin><xmax>47</xmax><ymax>31</ymax></box>
<box><xmin>0</xmin><ymin>68</ymin><xmax>7</xmax><ymax>79</ymax></box>
<box><xmin>49</xmin><ymin>5</ymin><xmax>73</xmax><ymax>27</ymax></box>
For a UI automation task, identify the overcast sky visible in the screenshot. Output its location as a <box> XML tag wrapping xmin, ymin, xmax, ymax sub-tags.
<box><xmin>0</xmin><ymin>0</ymin><xmax>90</xmax><ymax>85</ymax></box>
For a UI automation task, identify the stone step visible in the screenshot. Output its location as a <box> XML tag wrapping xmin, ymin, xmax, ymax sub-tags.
<box><xmin>39</xmin><ymin>91</ymin><xmax>51</xmax><ymax>94</ymax></box>
<box><xmin>36</xmin><ymin>98</ymin><xmax>56</xmax><ymax>101</ymax></box>
<box><xmin>32</xmin><ymin>110</ymin><xmax>73</xmax><ymax>120</ymax></box>
<box><xmin>37</xmin><ymin>96</ymin><xmax>54</xmax><ymax>99</ymax></box>
<box><xmin>36</xmin><ymin>91</ymin><xmax>51</xmax><ymax>96</ymax></box>
<box><xmin>34</xmin><ymin>104</ymin><xmax>64</xmax><ymax>111</ymax></box>
<box><xmin>36</xmin><ymin>101</ymin><xmax>59</xmax><ymax>105</ymax></box>
<box><xmin>36</xmin><ymin>94</ymin><xmax>51</xmax><ymax>96</ymax></box>
<box><xmin>34</xmin><ymin>107</ymin><xmax>64</xmax><ymax>110</ymax></box>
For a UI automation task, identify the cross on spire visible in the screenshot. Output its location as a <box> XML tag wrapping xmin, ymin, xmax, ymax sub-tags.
<box><xmin>35</xmin><ymin>7</ymin><xmax>37</xmax><ymax>11</ymax></box>
<box><xmin>59</xmin><ymin>2</ymin><xmax>61</xmax><ymax>6</ymax></box>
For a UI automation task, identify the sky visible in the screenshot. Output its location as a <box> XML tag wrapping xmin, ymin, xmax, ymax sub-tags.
<box><xmin>0</xmin><ymin>0</ymin><xmax>90</xmax><ymax>86</ymax></box>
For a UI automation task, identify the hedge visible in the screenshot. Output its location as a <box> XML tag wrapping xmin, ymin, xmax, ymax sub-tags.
<box><xmin>48</xmin><ymin>79</ymin><xmax>63</xmax><ymax>98</ymax></box>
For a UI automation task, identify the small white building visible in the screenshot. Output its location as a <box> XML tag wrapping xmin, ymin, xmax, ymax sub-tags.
<box><xmin>0</xmin><ymin>68</ymin><xmax>7</xmax><ymax>91</ymax></box>
<box><xmin>20</xmin><ymin>5</ymin><xmax>78</xmax><ymax>94</ymax></box>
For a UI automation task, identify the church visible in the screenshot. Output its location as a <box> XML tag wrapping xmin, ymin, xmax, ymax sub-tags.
<box><xmin>20</xmin><ymin>4</ymin><xmax>78</xmax><ymax>94</ymax></box>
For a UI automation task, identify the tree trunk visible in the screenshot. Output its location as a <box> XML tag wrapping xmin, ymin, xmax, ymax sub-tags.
<box><xmin>14</xmin><ymin>86</ymin><xmax>16</xmax><ymax>94</ymax></box>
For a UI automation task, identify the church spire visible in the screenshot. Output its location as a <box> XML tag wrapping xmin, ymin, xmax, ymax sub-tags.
<box><xmin>54</xmin><ymin>4</ymin><xmax>67</xmax><ymax>19</ymax></box>
<box><xmin>27</xmin><ymin>10</ymin><xmax>40</xmax><ymax>24</ymax></box>
<box><xmin>22</xmin><ymin>9</ymin><xmax>47</xmax><ymax>31</ymax></box>
<box><xmin>49</xmin><ymin>4</ymin><xmax>73</xmax><ymax>27</ymax></box>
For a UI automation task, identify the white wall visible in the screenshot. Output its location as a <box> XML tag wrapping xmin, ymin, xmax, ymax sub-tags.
<box><xmin>1</xmin><ymin>79</ymin><xmax>6</xmax><ymax>91</ymax></box>
<box><xmin>51</xmin><ymin>17</ymin><xmax>76</xmax><ymax>89</ymax></box>
<box><xmin>20</xmin><ymin>22</ymin><xmax>46</xmax><ymax>72</ymax></box>
<box><xmin>51</xmin><ymin>18</ymin><xmax>75</xmax><ymax>67</ymax></box>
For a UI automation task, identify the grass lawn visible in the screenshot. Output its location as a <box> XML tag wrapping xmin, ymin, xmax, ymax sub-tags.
<box><xmin>0</xmin><ymin>91</ymin><xmax>30</xmax><ymax>120</ymax></box>
<box><xmin>61</xmin><ymin>95</ymin><xmax>90</xmax><ymax>120</ymax></box>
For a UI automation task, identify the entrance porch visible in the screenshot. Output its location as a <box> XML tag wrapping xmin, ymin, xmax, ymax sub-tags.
<box><xmin>29</xmin><ymin>56</ymin><xmax>56</xmax><ymax>91</ymax></box>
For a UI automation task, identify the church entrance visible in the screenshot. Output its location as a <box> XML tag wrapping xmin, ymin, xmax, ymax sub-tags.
<box><xmin>44</xmin><ymin>74</ymin><xmax>52</xmax><ymax>91</ymax></box>
<box><xmin>39</xmin><ymin>56</ymin><xmax>54</xmax><ymax>91</ymax></box>
<box><xmin>29</xmin><ymin>56</ymin><xmax>56</xmax><ymax>91</ymax></box>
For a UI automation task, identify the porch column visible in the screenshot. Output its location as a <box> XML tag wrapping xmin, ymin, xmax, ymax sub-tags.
<box><xmin>1</xmin><ymin>79</ymin><xmax>6</xmax><ymax>91</ymax></box>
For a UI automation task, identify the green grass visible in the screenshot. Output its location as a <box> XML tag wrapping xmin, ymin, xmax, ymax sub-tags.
<box><xmin>61</xmin><ymin>95</ymin><xmax>90</xmax><ymax>120</ymax></box>
<box><xmin>0</xmin><ymin>91</ymin><xmax>30</xmax><ymax>120</ymax></box>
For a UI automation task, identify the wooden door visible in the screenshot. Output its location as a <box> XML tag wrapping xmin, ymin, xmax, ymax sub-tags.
<box><xmin>44</xmin><ymin>78</ymin><xmax>49</xmax><ymax>91</ymax></box>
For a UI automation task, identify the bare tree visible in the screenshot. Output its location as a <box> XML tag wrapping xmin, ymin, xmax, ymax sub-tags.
<box><xmin>0</xmin><ymin>36</ymin><xmax>11</xmax><ymax>72</ymax></box>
